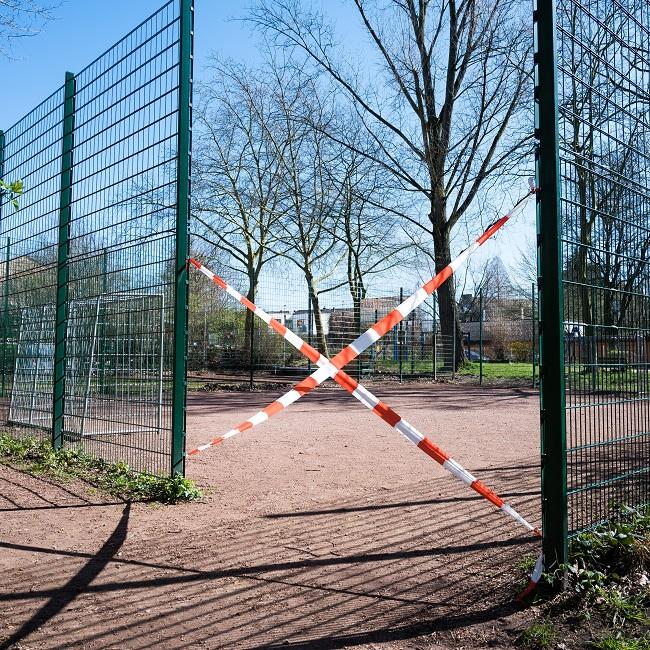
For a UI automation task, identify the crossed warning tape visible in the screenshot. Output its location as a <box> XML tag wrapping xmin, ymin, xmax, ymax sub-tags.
<box><xmin>189</xmin><ymin>184</ymin><xmax>544</xmax><ymax>595</ymax></box>
<box><xmin>188</xmin><ymin>185</ymin><xmax>541</xmax><ymax>540</ymax></box>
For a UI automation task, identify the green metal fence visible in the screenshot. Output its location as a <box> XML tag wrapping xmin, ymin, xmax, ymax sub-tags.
<box><xmin>0</xmin><ymin>0</ymin><xmax>192</xmax><ymax>476</ymax></box>
<box><xmin>185</xmin><ymin>269</ymin><xmax>538</xmax><ymax>387</ymax></box>
<box><xmin>536</xmin><ymin>0</ymin><xmax>650</xmax><ymax>565</ymax></box>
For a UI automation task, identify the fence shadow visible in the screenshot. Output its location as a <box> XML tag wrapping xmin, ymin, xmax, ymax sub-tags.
<box><xmin>0</xmin><ymin>463</ymin><xmax>127</xmax><ymax>512</ymax></box>
<box><xmin>0</xmin><ymin>502</ymin><xmax>131</xmax><ymax>650</ymax></box>
<box><xmin>0</xmin><ymin>459</ymin><xmax>541</xmax><ymax>649</ymax></box>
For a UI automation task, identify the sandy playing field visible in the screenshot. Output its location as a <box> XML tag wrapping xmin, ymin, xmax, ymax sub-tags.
<box><xmin>0</xmin><ymin>383</ymin><xmax>542</xmax><ymax>649</ymax></box>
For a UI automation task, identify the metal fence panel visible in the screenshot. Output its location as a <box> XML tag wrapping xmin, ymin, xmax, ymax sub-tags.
<box><xmin>537</xmin><ymin>0</ymin><xmax>650</xmax><ymax>557</ymax></box>
<box><xmin>0</xmin><ymin>0</ymin><xmax>192</xmax><ymax>476</ymax></box>
<box><xmin>186</xmin><ymin>262</ymin><xmax>540</xmax><ymax>387</ymax></box>
<box><xmin>0</xmin><ymin>88</ymin><xmax>65</xmax><ymax>442</ymax></box>
<box><xmin>186</xmin><ymin>271</ymin><xmax>459</xmax><ymax>384</ymax></box>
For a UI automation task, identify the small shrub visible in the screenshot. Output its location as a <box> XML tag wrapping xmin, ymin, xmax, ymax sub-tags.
<box><xmin>511</xmin><ymin>341</ymin><xmax>532</xmax><ymax>362</ymax></box>
<box><xmin>0</xmin><ymin>432</ymin><xmax>203</xmax><ymax>504</ymax></box>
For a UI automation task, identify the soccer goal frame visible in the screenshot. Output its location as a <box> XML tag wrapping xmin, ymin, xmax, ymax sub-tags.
<box><xmin>8</xmin><ymin>293</ymin><xmax>165</xmax><ymax>437</ymax></box>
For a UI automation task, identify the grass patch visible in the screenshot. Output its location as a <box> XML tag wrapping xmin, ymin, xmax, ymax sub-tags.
<box><xmin>518</xmin><ymin>506</ymin><xmax>650</xmax><ymax>650</ymax></box>
<box><xmin>372</xmin><ymin>358</ymin><xmax>536</xmax><ymax>380</ymax></box>
<box><xmin>554</xmin><ymin>506</ymin><xmax>650</xmax><ymax>611</ymax></box>
<box><xmin>590</xmin><ymin>634</ymin><xmax>650</xmax><ymax>650</ymax></box>
<box><xmin>565</xmin><ymin>366</ymin><xmax>650</xmax><ymax>394</ymax></box>
<box><xmin>520</xmin><ymin>620</ymin><xmax>556</xmax><ymax>649</ymax></box>
<box><xmin>460</xmin><ymin>361</ymin><xmax>534</xmax><ymax>380</ymax></box>
<box><xmin>372</xmin><ymin>358</ymin><xmax>445</xmax><ymax>374</ymax></box>
<box><xmin>556</xmin><ymin>507</ymin><xmax>650</xmax><ymax>630</ymax></box>
<box><xmin>0</xmin><ymin>432</ymin><xmax>203</xmax><ymax>504</ymax></box>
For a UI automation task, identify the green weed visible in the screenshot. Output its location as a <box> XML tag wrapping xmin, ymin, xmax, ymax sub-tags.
<box><xmin>540</xmin><ymin>506</ymin><xmax>650</xmax><ymax>630</ymax></box>
<box><xmin>570</xmin><ymin>507</ymin><xmax>650</xmax><ymax>577</ymax></box>
<box><xmin>520</xmin><ymin>621</ymin><xmax>556</xmax><ymax>649</ymax></box>
<box><xmin>518</xmin><ymin>555</ymin><xmax>538</xmax><ymax>573</ymax></box>
<box><xmin>597</xmin><ymin>589</ymin><xmax>649</xmax><ymax>628</ymax></box>
<box><xmin>591</xmin><ymin>633</ymin><xmax>650</xmax><ymax>650</ymax></box>
<box><xmin>0</xmin><ymin>432</ymin><xmax>203</xmax><ymax>504</ymax></box>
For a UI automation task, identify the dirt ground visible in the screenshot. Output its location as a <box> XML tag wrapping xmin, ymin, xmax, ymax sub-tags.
<box><xmin>0</xmin><ymin>383</ymin><xmax>542</xmax><ymax>649</ymax></box>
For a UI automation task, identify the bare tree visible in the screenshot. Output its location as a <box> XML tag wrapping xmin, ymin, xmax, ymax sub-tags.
<box><xmin>193</xmin><ymin>61</ymin><xmax>286</xmax><ymax>354</ymax></box>
<box><xmin>249</xmin><ymin>0</ymin><xmax>533</xmax><ymax>367</ymax></box>
<box><xmin>263</xmin><ymin>65</ymin><xmax>345</xmax><ymax>356</ymax></box>
<box><xmin>559</xmin><ymin>0</ymin><xmax>650</xmax><ymax>331</ymax></box>
<box><xmin>588</xmin><ymin>144</ymin><xmax>650</xmax><ymax>329</ymax></box>
<box><xmin>560</xmin><ymin>1</ymin><xmax>620</xmax><ymax>333</ymax></box>
<box><xmin>1</xmin><ymin>1</ymin><xmax>58</xmax><ymax>192</ymax></box>
<box><xmin>595</xmin><ymin>205</ymin><xmax>650</xmax><ymax>329</ymax></box>
<box><xmin>327</xmin><ymin>117</ymin><xmax>407</xmax><ymax>328</ymax></box>
<box><xmin>512</xmin><ymin>235</ymin><xmax>537</xmax><ymax>291</ymax></box>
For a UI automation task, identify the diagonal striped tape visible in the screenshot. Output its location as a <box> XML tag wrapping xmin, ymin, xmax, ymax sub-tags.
<box><xmin>189</xmin><ymin>186</ymin><xmax>536</xmax><ymax>453</ymax></box>
<box><xmin>188</xmin><ymin>218</ymin><xmax>541</xmax><ymax>535</ymax></box>
<box><xmin>517</xmin><ymin>553</ymin><xmax>545</xmax><ymax>601</ymax></box>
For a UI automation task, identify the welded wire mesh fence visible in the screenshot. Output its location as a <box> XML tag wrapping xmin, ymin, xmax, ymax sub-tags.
<box><xmin>0</xmin><ymin>0</ymin><xmax>192</xmax><ymax>476</ymax></box>
<box><xmin>0</xmin><ymin>89</ymin><xmax>64</xmax><ymax>438</ymax></box>
<box><xmin>555</xmin><ymin>0</ymin><xmax>650</xmax><ymax>534</ymax></box>
<box><xmin>187</xmin><ymin>268</ymin><xmax>538</xmax><ymax>385</ymax></box>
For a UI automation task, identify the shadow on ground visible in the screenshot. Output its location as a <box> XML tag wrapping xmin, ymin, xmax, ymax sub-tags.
<box><xmin>0</xmin><ymin>458</ymin><xmax>540</xmax><ymax>649</ymax></box>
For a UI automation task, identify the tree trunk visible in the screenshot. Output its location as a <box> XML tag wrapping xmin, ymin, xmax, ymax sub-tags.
<box><xmin>431</xmin><ymin>198</ymin><xmax>464</xmax><ymax>371</ymax></box>
<box><xmin>577</xmin><ymin>169</ymin><xmax>593</xmax><ymax>332</ymax></box>
<box><xmin>349</xmin><ymin>279</ymin><xmax>364</xmax><ymax>381</ymax></box>
<box><xmin>575</xmin><ymin>165</ymin><xmax>596</xmax><ymax>385</ymax></box>
<box><xmin>243</xmin><ymin>275</ymin><xmax>257</xmax><ymax>369</ymax></box>
<box><xmin>307</xmin><ymin>276</ymin><xmax>329</xmax><ymax>357</ymax></box>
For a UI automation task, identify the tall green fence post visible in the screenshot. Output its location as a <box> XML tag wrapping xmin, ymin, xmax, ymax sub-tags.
<box><xmin>248</xmin><ymin>313</ymin><xmax>255</xmax><ymax>390</ymax></box>
<box><xmin>171</xmin><ymin>0</ymin><xmax>194</xmax><ymax>476</ymax></box>
<box><xmin>307</xmin><ymin>291</ymin><xmax>313</xmax><ymax>373</ymax></box>
<box><xmin>398</xmin><ymin>287</ymin><xmax>404</xmax><ymax>382</ymax></box>
<box><xmin>0</xmin><ymin>130</ymin><xmax>6</xmax><ymax>399</ymax></box>
<box><xmin>410</xmin><ymin>321</ymin><xmax>415</xmax><ymax>375</ymax></box>
<box><xmin>373</xmin><ymin>308</ymin><xmax>378</xmax><ymax>369</ymax></box>
<box><xmin>532</xmin><ymin>282</ymin><xmax>537</xmax><ymax>388</ymax></box>
<box><xmin>432</xmin><ymin>294</ymin><xmax>437</xmax><ymax>380</ymax></box>
<box><xmin>355</xmin><ymin>285</ymin><xmax>362</xmax><ymax>381</ymax></box>
<box><xmin>479</xmin><ymin>289</ymin><xmax>484</xmax><ymax>386</ymax></box>
<box><xmin>52</xmin><ymin>71</ymin><xmax>76</xmax><ymax>450</ymax></box>
<box><xmin>535</xmin><ymin>0</ymin><xmax>568</xmax><ymax>568</ymax></box>
<box><xmin>452</xmin><ymin>324</ymin><xmax>456</xmax><ymax>380</ymax></box>
<box><xmin>1</xmin><ymin>237</ymin><xmax>9</xmax><ymax>399</ymax></box>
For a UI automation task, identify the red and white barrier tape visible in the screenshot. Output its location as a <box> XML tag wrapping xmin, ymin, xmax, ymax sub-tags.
<box><xmin>188</xmin><ymin>187</ymin><xmax>540</xmax><ymax>536</ymax></box>
<box><xmin>189</xmin><ymin>183</ymin><xmax>536</xmax><ymax>453</ymax></box>
<box><xmin>517</xmin><ymin>553</ymin><xmax>545</xmax><ymax>601</ymax></box>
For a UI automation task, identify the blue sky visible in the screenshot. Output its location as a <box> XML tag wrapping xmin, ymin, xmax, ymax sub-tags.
<box><xmin>1</xmin><ymin>1</ymin><xmax>254</xmax><ymax>127</ymax></box>
<box><xmin>0</xmin><ymin>0</ymin><xmax>364</xmax><ymax>128</ymax></box>
<box><xmin>0</xmin><ymin>0</ymin><xmax>535</xmax><ymax>283</ymax></box>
